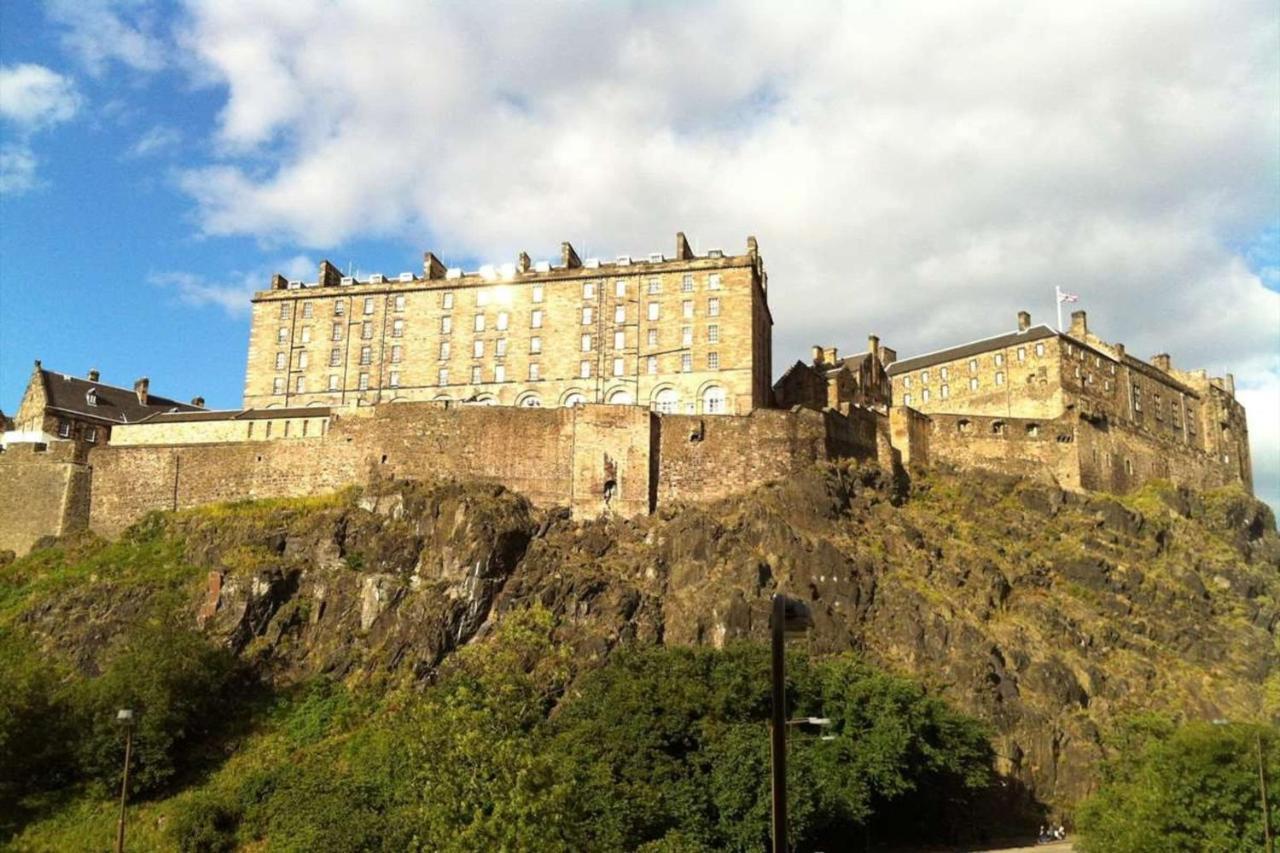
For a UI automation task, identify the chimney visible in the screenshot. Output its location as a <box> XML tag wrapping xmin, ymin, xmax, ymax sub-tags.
<box><xmin>746</xmin><ymin>235</ymin><xmax>759</xmax><ymax>260</ymax></box>
<box><xmin>191</xmin><ymin>396</ymin><xmax>205</xmax><ymax>408</ymax></box>
<box><xmin>318</xmin><ymin>259</ymin><xmax>342</xmax><ymax>287</ymax></box>
<box><xmin>675</xmin><ymin>231</ymin><xmax>695</xmax><ymax>260</ymax></box>
<box><xmin>1151</xmin><ymin>353</ymin><xmax>1172</xmax><ymax>372</ymax></box>
<box><xmin>1224</xmin><ymin>373</ymin><xmax>1235</xmax><ymax>395</ymax></box>
<box><xmin>1017</xmin><ymin>310</ymin><xmax>1031</xmax><ymax>332</ymax></box>
<box><xmin>880</xmin><ymin>346</ymin><xmax>898</xmax><ymax>365</ymax></box>
<box><xmin>824</xmin><ymin>346</ymin><xmax>839</xmax><ymax>365</ymax></box>
<box><xmin>1069</xmin><ymin>310</ymin><xmax>1088</xmax><ymax>338</ymax></box>
<box><xmin>811</xmin><ymin>345</ymin><xmax>825</xmax><ymax>366</ymax></box>
<box><xmin>1115</xmin><ymin>343</ymin><xmax>1126</xmax><ymax>361</ymax></box>
<box><xmin>87</xmin><ymin>368</ymin><xmax>100</xmax><ymax>382</ymax></box>
<box><xmin>867</xmin><ymin>334</ymin><xmax>880</xmax><ymax>362</ymax></box>
<box><xmin>518</xmin><ymin>251</ymin><xmax>532</xmax><ymax>273</ymax></box>
<box><xmin>423</xmin><ymin>251</ymin><xmax>447</xmax><ymax>280</ymax></box>
<box><xmin>271</xmin><ymin>273</ymin><xmax>288</xmax><ymax>290</ymax></box>
<box><xmin>561</xmin><ymin>241</ymin><xmax>582</xmax><ymax>269</ymax></box>
<box><xmin>134</xmin><ymin>377</ymin><xmax>150</xmax><ymax>406</ymax></box>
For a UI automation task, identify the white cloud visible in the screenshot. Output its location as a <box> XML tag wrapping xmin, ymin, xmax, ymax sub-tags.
<box><xmin>173</xmin><ymin>0</ymin><xmax>1279</xmax><ymax>503</ymax></box>
<box><xmin>128</xmin><ymin>124</ymin><xmax>182</xmax><ymax>157</ymax></box>
<box><xmin>150</xmin><ymin>256</ymin><xmax>314</xmax><ymax>316</ymax></box>
<box><xmin>0</xmin><ymin>63</ymin><xmax>81</xmax><ymax>129</ymax></box>
<box><xmin>0</xmin><ymin>146</ymin><xmax>39</xmax><ymax>194</ymax></box>
<box><xmin>45</xmin><ymin>0</ymin><xmax>167</xmax><ymax>76</ymax></box>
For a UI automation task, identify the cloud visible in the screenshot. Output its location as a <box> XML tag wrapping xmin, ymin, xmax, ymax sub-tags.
<box><xmin>45</xmin><ymin>0</ymin><xmax>167</xmax><ymax>76</ymax></box>
<box><xmin>173</xmin><ymin>0</ymin><xmax>1279</xmax><ymax>502</ymax></box>
<box><xmin>0</xmin><ymin>146</ymin><xmax>38</xmax><ymax>194</ymax></box>
<box><xmin>128</xmin><ymin>124</ymin><xmax>182</xmax><ymax>157</ymax></box>
<box><xmin>0</xmin><ymin>63</ymin><xmax>81</xmax><ymax>129</ymax></box>
<box><xmin>150</xmin><ymin>256</ymin><xmax>314</xmax><ymax>316</ymax></box>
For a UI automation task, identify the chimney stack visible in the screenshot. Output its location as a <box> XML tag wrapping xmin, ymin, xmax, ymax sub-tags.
<box><xmin>423</xmin><ymin>251</ymin><xmax>447</xmax><ymax>280</ymax></box>
<box><xmin>88</xmin><ymin>368</ymin><xmax>100</xmax><ymax>382</ymax></box>
<box><xmin>1115</xmin><ymin>343</ymin><xmax>1126</xmax><ymax>361</ymax></box>
<box><xmin>561</xmin><ymin>241</ymin><xmax>582</xmax><ymax>269</ymax></box>
<box><xmin>1224</xmin><ymin>373</ymin><xmax>1235</xmax><ymax>395</ymax></box>
<box><xmin>191</xmin><ymin>396</ymin><xmax>205</xmax><ymax>408</ymax></box>
<box><xmin>675</xmin><ymin>231</ymin><xmax>695</xmax><ymax>260</ymax></box>
<box><xmin>271</xmin><ymin>273</ymin><xmax>288</xmax><ymax>290</ymax></box>
<box><xmin>1069</xmin><ymin>310</ymin><xmax>1088</xmax><ymax>338</ymax></box>
<box><xmin>134</xmin><ymin>377</ymin><xmax>150</xmax><ymax>406</ymax></box>
<box><xmin>811</xmin><ymin>345</ymin><xmax>825</xmax><ymax>366</ymax></box>
<box><xmin>318</xmin><ymin>259</ymin><xmax>342</xmax><ymax>287</ymax></box>
<box><xmin>1151</xmin><ymin>354</ymin><xmax>1172</xmax><ymax>372</ymax></box>
<box><xmin>746</xmin><ymin>235</ymin><xmax>759</xmax><ymax>259</ymax></box>
<box><xmin>1017</xmin><ymin>310</ymin><xmax>1031</xmax><ymax>332</ymax></box>
<box><xmin>867</xmin><ymin>334</ymin><xmax>880</xmax><ymax>362</ymax></box>
<box><xmin>518</xmin><ymin>251</ymin><xmax>532</xmax><ymax>273</ymax></box>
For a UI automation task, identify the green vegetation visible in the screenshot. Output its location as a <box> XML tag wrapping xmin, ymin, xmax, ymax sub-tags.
<box><xmin>1077</xmin><ymin>714</ymin><xmax>1279</xmax><ymax>853</ymax></box>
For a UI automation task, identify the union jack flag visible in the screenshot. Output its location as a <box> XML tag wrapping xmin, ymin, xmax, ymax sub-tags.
<box><xmin>1057</xmin><ymin>288</ymin><xmax>1080</xmax><ymax>303</ymax></box>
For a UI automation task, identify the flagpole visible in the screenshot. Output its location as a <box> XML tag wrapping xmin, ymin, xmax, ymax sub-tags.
<box><xmin>1055</xmin><ymin>286</ymin><xmax>1063</xmax><ymax>332</ymax></box>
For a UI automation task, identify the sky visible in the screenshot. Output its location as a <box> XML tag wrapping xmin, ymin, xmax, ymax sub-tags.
<box><xmin>1</xmin><ymin>0</ymin><xmax>1277</xmax><ymax>507</ymax></box>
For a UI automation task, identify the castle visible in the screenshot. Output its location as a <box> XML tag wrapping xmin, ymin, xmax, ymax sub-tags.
<box><xmin>0</xmin><ymin>235</ymin><xmax>1253</xmax><ymax>556</ymax></box>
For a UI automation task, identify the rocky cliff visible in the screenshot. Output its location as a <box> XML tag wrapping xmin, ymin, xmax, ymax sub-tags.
<box><xmin>9</xmin><ymin>462</ymin><xmax>1277</xmax><ymax>813</ymax></box>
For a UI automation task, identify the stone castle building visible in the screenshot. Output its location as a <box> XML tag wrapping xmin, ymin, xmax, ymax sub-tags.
<box><xmin>0</xmin><ymin>234</ymin><xmax>1256</xmax><ymax>556</ymax></box>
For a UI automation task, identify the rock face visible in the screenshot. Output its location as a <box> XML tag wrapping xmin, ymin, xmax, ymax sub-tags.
<box><xmin>16</xmin><ymin>467</ymin><xmax>1279</xmax><ymax>813</ymax></box>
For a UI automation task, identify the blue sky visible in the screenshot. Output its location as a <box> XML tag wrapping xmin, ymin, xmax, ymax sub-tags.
<box><xmin>1</xmin><ymin>0</ymin><xmax>1277</xmax><ymax>505</ymax></box>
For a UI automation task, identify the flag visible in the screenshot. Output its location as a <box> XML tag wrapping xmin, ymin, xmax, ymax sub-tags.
<box><xmin>1057</xmin><ymin>289</ymin><xmax>1079</xmax><ymax>303</ymax></box>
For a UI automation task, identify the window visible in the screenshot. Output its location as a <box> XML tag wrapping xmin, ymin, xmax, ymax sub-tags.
<box><xmin>332</xmin><ymin>323</ymin><xmax>343</xmax><ymax>341</ymax></box>
<box><xmin>922</xmin><ymin>388</ymin><xmax>930</xmax><ymax>402</ymax></box>
<box><xmin>328</xmin><ymin>375</ymin><xmax>339</xmax><ymax>391</ymax></box>
<box><xmin>496</xmin><ymin>338</ymin><xmax>508</xmax><ymax>357</ymax></box>
<box><xmin>581</xmin><ymin>334</ymin><xmax>593</xmax><ymax>352</ymax></box>
<box><xmin>438</xmin><ymin>367</ymin><xmax>449</xmax><ymax>385</ymax></box>
<box><xmin>613</xmin><ymin>358</ymin><xmax>624</xmax><ymax>376</ymax></box>
<box><xmin>329</xmin><ymin>349</ymin><xmax>341</xmax><ymax>367</ymax></box>
<box><xmin>647</xmin><ymin>356</ymin><xmax>658</xmax><ymax>374</ymax></box>
<box><xmin>682</xmin><ymin>274</ymin><xmax>693</xmax><ymax>292</ymax></box>
<box><xmin>442</xmin><ymin>291</ymin><xmax>454</xmax><ymax>309</ymax></box>
<box><xmin>703</xmin><ymin>386</ymin><xmax>726</xmax><ymax>413</ymax></box>
<box><xmin>531</xmin><ymin>309</ymin><xmax>543</xmax><ymax>328</ymax></box>
<box><xmin>940</xmin><ymin>366</ymin><xmax>949</xmax><ymax>380</ymax></box>
<box><xmin>707</xmin><ymin>352</ymin><xmax>720</xmax><ymax>369</ymax></box>
<box><xmin>708</xmin><ymin>297</ymin><xmax>720</xmax><ymax>317</ymax></box>
<box><xmin>303</xmin><ymin>301</ymin><xmax>314</xmax><ymax>319</ymax></box>
<box><xmin>474</xmin><ymin>314</ymin><xmax>485</xmax><ymax>332</ymax></box>
<box><xmin>681</xmin><ymin>353</ymin><xmax>692</xmax><ymax>372</ymax></box>
<box><xmin>647</xmin><ymin>277</ymin><xmax>661</xmax><ymax>294</ymax></box>
<box><xmin>1017</xmin><ymin>346</ymin><xmax>1026</xmax><ymax>362</ymax></box>
<box><xmin>682</xmin><ymin>300</ymin><xmax>694</xmax><ymax>319</ymax></box>
<box><xmin>474</xmin><ymin>339</ymin><xmax>485</xmax><ymax>358</ymax></box>
<box><xmin>921</xmin><ymin>370</ymin><xmax>930</xmax><ymax>384</ymax></box>
<box><xmin>995</xmin><ymin>353</ymin><xmax>1005</xmax><ymax>366</ymax></box>
<box><xmin>496</xmin><ymin>312</ymin><xmax>509</xmax><ymax>331</ymax></box>
<box><xmin>441</xmin><ymin>315</ymin><xmax>453</xmax><ymax>334</ymax></box>
<box><xmin>363</xmin><ymin>297</ymin><xmax>375</xmax><ymax>315</ymax></box>
<box><xmin>583</xmin><ymin>281</ymin><xmax>596</xmax><ymax>299</ymax></box>
<box><xmin>614</xmin><ymin>330</ymin><xmax>625</xmax><ymax>350</ymax></box>
<box><xmin>615</xmin><ymin>279</ymin><xmax>627</xmax><ymax>297</ymax></box>
<box><xmin>647</xmin><ymin>329</ymin><xmax>658</xmax><ymax>346</ymax></box>
<box><xmin>393</xmin><ymin>295</ymin><xmax>406</xmax><ymax>312</ymax></box>
<box><xmin>392</xmin><ymin>319</ymin><xmax>404</xmax><ymax>337</ymax></box>
<box><xmin>902</xmin><ymin>393</ymin><xmax>911</xmax><ymax>406</ymax></box>
<box><xmin>388</xmin><ymin>371</ymin><xmax>400</xmax><ymax>387</ymax></box>
<box><xmin>334</xmin><ymin>299</ymin><xmax>345</xmax><ymax>316</ymax></box>
<box><xmin>359</xmin><ymin>373</ymin><xmax>370</xmax><ymax>390</ymax></box>
<box><xmin>439</xmin><ymin>341</ymin><xmax>450</xmax><ymax>360</ymax></box>
<box><xmin>580</xmin><ymin>360</ymin><xmax>591</xmax><ymax>378</ymax></box>
<box><xmin>582</xmin><ymin>306</ymin><xmax>593</xmax><ymax>325</ymax></box>
<box><xmin>298</xmin><ymin>351</ymin><xmax>309</xmax><ymax>369</ymax></box>
<box><xmin>654</xmin><ymin>388</ymin><xmax>678</xmax><ymax>413</ymax></box>
<box><xmin>494</xmin><ymin>365</ymin><xmax>506</xmax><ymax>383</ymax></box>
<box><xmin>280</xmin><ymin>303</ymin><xmax>290</xmax><ymax>319</ymax></box>
<box><xmin>530</xmin><ymin>336</ymin><xmax>542</xmax><ymax>354</ymax></box>
<box><xmin>647</xmin><ymin>302</ymin><xmax>660</xmax><ymax>321</ymax></box>
<box><xmin>1027</xmin><ymin>423</ymin><xmax>1040</xmax><ymax>437</ymax></box>
<box><xmin>58</xmin><ymin>420</ymin><xmax>71</xmax><ymax>438</ymax></box>
<box><xmin>968</xmin><ymin>358</ymin><xmax>978</xmax><ymax>373</ymax></box>
<box><xmin>278</xmin><ymin>328</ymin><xmax>288</xmax><ymax>343</ymax></box>
<box><xmin>275</xmin><ymin>352</ymin><xmax>286</xmax><ymax>370</ymax></box>
<box><xmin>471</xmin><ymin>366</ymin><xmax>483</xmax><ymax>384</ymax></box>
<box><xmin>528</xmin><ymin>363</ymin><xmax>541</xmax><ymax>381</ymax></box>
<box><xmin>708</xmin><ymin>324</ymin><xmax>719</xmax><ymax>343</ymax></box>
<box><xmin>300</xmin><ymin>326</ymin><xmax>312</xmax><ymax>344</ymax></box>
<box><xmin>391</xmin><ymin>345</ymin><xmax>402</xmax><ymax>363</ymax></box>
<box><xmin>360</xmin><ymin>346</ymin><xmax>372</xmax><ymax>365</ymax></box>
<box><xmin>969</xmin><ymin>377</ymin><xmax>979</xmax><ymax>391</ymax></box>
<box><xmin>531</xmin><ymin>285</ymin><xmax>542</xmax><ymax>304</ymax></box>
<box><xmin>476</xmin><ymin>290</ymin><xmax>490</xmax><ymax>306</ymax></box>
<box><xmin>681</xmin><ymin>327</ymin><xmax>693</xmax><ymax>347</ymax></box>
<box><xmin>361</xmin><ymin>321</ymin><xmax>373</xmax><ymax>340</ymax></box>
<box><xmin>85</xmin><ymin>426</ymin><xmax>97</xmax><ymax>443</ymax></box>
<box><xmin>903</xmin><ymin>376</ymin><xmax>912</xmax><ymax>389</ymax></box>
<box><xmin>940</xmin><ymin>384</ymin><xmax>950</xmax><ymax>399</ymax></box>
<box><xmin>614</xmin><ymin>304</ymin><xmax>626</xmax><ymax>323</ymax></box>
<box><xmin>1035</xmin><ymin>342</ymin><xmax>1045</xmax><ymax>357</ymax></box>
<box><xmin>995</xmin><ymin>371</ymin><xmax>1005</xmax><ymax>386</ymax></box>
<box><xmin>295</xmin><ymin>376</ymin><xmax>306</xmax><ymax>394</ymax></box>
<box><xmin>708</xmin><ymin>273</ymin><xmax>721</xmax><ymax>290</ymax></box>
<box><xmin>273</xmin><ymin>378</ymin><xmax>285</xmax><ymax>395</ymax></box>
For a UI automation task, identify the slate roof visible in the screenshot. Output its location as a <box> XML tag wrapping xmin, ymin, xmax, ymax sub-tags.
<box><xmin>886</xmin><ymin>326</ymin><xmax>1058</xmax><ymax>375</ymax></box>
<box><xmin>134</xmin><ymin>407</ymin><xmax>331</xmax><ymax>424</ymax></box>
<box><xmin>39</xmin><ymin>369</ymin><xmax>202</xmax><ymax>424</ymax></box>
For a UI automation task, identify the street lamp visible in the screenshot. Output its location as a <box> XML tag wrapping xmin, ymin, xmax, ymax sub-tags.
<box><xmin>115</xmin><ymin>709</ymin><xmax>135</xmax><ymax>853</ymax></box>
<box><xmin>1212</xmin><ymin>719</ymin><xmax>1272</xmax><ymax>853</ymax></box>
<box><xmin>770</xmin><ymin>593</ymin><xmax>814</xmax><ymax>853</ymax></box>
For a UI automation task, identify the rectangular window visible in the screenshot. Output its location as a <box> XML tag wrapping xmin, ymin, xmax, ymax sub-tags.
<box><xmin>393</xmin><ymin>294</ymin><xmax>406</xmax><ymax>312</ymax></box>
<box><xmin>332</xmin><ymin>323</ymin><xmax>342</xmax><ymax>341</ymax></box>
<box><xmin>708</xmin><ymin>297</ymin><xmax>720</xmax><ymax>317</ymax></box>
<box><xmin>474</xmin><ymin>339</ymin><xmax>485</xmax><ymax>358</ymax></box>
<box><xmin>301</xmin><ymin>326</ymin><xmax>312</xmax><ymax>343</ymax></box>
<box><xmin>361</xmin><ymin>321</ymin><xmax>373</xmax><ymax>340</ymax></box>
<box><xmin>708</xmin><ymin>325</ymin><xmax>720</xmax><ymax>343</ymax></box>
<box><xmin>438</xmin><ymin>367</ymin><xmax>449</xmax><ymax>386</ymax></box>
<box><xmin>392</xmin><ymin>319</ymin><xmax>404</xmax><ymax>337</ymax></box>
<box><xmin>903</xmin><ymin>393</ymin><xmax>911</xmax><ymax>406</ymax></box>
<box><xmin>329</xmin><ymin>349</ymin><xmax>341</xmax><ymax>367</ymax></box>
<box><xmin>277</xmin><ymin>327</ymin><xmax>288</xmax><ymax>343</ymax></box>
<box><xmin>647</xmin><ymin>302</ymin><xmax>660</xmax><ymax>321</ymax></box>
<box><xmin>391</xmin><ymin>345</ymin><xmax>402</xmax><ymax>363</ymax></box>
<box><xmin>529</xmin><ymin>362</ymin><xmax>540</xmax><ymax>381</ymax></box>
<box><xmin>474</xmin><ymin>314</ymin><xmax>485</xmax><ymax>332</ymax></box>
<box><xmin>582</xmin><ymin>306</ymin><xmax>593</xmax><ymax>325</ymax></box>
<box><xmin>358</xmin><ymin>373</ymin><xmax>370</xmax><ymax>390</ymax></box>
<box><xmin>614</xmin><ymin>304</ymin><xmax>626</xmax><ymax>323</ymax></box>
<box><xmin>273</xmin><ymin>378</ymin><xmax>285</xmax><ymax>395</ymax></box>
<box><xmin>996</xmin><ymin>371</ymin><xmax>1005</xmax><ymax>386</ymax></box>
<box><xmin>494</xmin><ymin>365</ymin><xmax>505</xmax><ymax>383</ymax></box>
<box><xmin>647</xmin><ymin>277</ymin><xmax>661</xmax><ymax>294</ymax></box>
<box><xmin>531</xmin><ymin>285</ymin><xmax>543</xmax><ymax>303</ymax></box>
<box><xmin>302</xmin><ymin>301</ymin><xmax>314</xmax><ymax>319</ymax></box>
<box><xmin>298</xmin><ymin>351</ymin><xmax>309</xmax><ymax>369</ymax></box>
<box><xmin>707</xmin><ymin>352</ymin><xmax>720</xmax><ymax>369</ymax></box>
<box><xmin>940</xmin><ymin>366</ymin><xmax>949</xmax><ymax>381</ymax></box>
<box><xmin>580</xmin><ymin>360</ymin><xmax>591</xmax><ymax>379</ymax></box>
<box><xmin>328</xmin><ymin>375</ymin><xmax>339</xmax><ymax>391</ymax></box>
<box><xmin>496</xmin><ymin>338</ymin><xmax>507</xmax><ymax>357</ymax></box>
<box><xmin>531</xmin><ymin>309</ymin><xmax>543</xmax><ymax>328</ymax></box>
<box><xmin>280</xmin><ymin>303</ymin><xmax>290</xmax><ymax>319</ymax></box>
<box><xmin>647</xmin><ymin>356</ymin><xmax>658</xmax><ymax>374</ymax></box>
<box><xmin>334</xmin><ymin>299</ymin><xmax>345</xmax><ymax>316</ymax></box>
<box><xmin>476</xmin><ymin>290</ymin><xmax>490</xmax><ymax>306</ymax></box>
<box><xmin>921</xmin><ymin>370</ymin><xmax>930</xmax><ymax>383</ymax></box>
<box><xmin>614</xmin><ymin>330</ymin><xmax>625</xmax><ymax>350</ymax></box>
<box><xmin>968</xmin><ymin>358</ymin><xmax>978</xmax><ymax>372</ymax></box>
<box><xmin>647</xmin><ymin>329</ymin><xmax>658</xmax><ymax>346</ymax></box>
<box><xmin>583</xmin><ymin>281</ymin><xmax>596</xmax><ymax>299</ymax></box>
<box><xmin>940</xmin><ymin>384</ymin><xmax>950</xmax><ymax>399</ymax></box>
<box><xmin>708</xmin><ymin>273</ymin><xmax>721</xmax><ymax>290</ymax></box>
<box><xmin>922</xmin><ymin>388</ymin><xmax>930</xmax><ymax>402</ymax></box>
<box><xmin>496</xmin><ymin>312</ymin><xmax>509</xmax><ymax>331</ymax></box>
<box><xmin>439</xmin><ymin>340</ymin><xmax>450</xmax><ymax>360</ymax></box>
<box><xmin>682</xmin><ymin>274</ymin><xmax>693</xmax><ymax>292</ymax></box>
<box><xmin>682</xmin><ymin>300</ymin><xmax>694</xmax><ymax>319</ymax></box>
<box><xmin>441</xmin><ymin>315</ymin><xmax>453</xmax><ymax>335</ymax></box>
<box><xmin>363</xmin><ymin>297</ymin><xmax>375</xmax><ymax>315</ymax></box>
<box><xmin>615</xmin><ymin>279</ymin><xmax>627</xmax><ymax>297</ymax></box>
<box><xmin>969</xmin><ymin>377</ymin><xmax>979</xmax><ymax>391</ymax></box>
<box><xmin>612</xmin><ymin>358</ymin><xmax>624</xmax><ymax>376</ymax></box>
<box><xmin>1017</xmin><ymin>346</ymin><xmax>1026</xmax><ymax>362</ymax></box>
<box><xmin>471</xmin><ymin>366</ymin><xmax>483</xmax><ymax>384</ymax></box>
<box><xmin>530</xmin><ymin>336</ymin><xmax>542</xmax><ymax>354</ymax></box>
<box><xmin>442</xmin><ymin>291</ymin><xmax>454</xmax><ymax>309</ymax></box>
<box><xmin>360</xmin><ymin>346</ymin><xmax>372</xmax><ymax>365</ymax></box>
<box><xmin>995</xmin><ymin>353</ymin><xmax>1005</xmax><ymax>366</ymax></box>
<box><xmin>581</xmin><ymin>334</ymin><xmax>593</xmax><ymax>352</ymax></box>
<box><xmin>681</xmin><ymin>353</ymin><xmax>692</xmax><ymax>373</ymax></box>
<box><xmin>1035</xmin><ymin>342</ymin><xmax>1045</xmax><ymax>357</ymax></box>
<box><xmin>389</xmin><ymin>370</ymin><xmax>400</xmax><ymax>387</ymax></box>
<box><xmin>682</xmin><ymin>327</ymin><xmax>693</xmax><ymax>346</ymax></box>
<box><xmin>903</xmin><ymin>377</ymin><xmax>912</xmax><ymax>389</ymax></box>
<box><xmin>275</xmin><ymin>352</ymin><xmax>286</xmax><ymax>370</ymax></box>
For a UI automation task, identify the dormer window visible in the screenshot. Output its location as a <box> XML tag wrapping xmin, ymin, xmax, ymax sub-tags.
<box><xmin>86</xmin><ymin>388</ymin><xmax>98</xmax><ymax>406</ymax></box>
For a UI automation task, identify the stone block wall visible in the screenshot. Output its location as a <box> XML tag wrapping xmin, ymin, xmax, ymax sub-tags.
<box><xmin>926</xmin><ymin>412</ymin><xmax>1078</xmax><ymax>486</ymax></box>
<box><xmin>0</xmin><ymin>442</ymin><xmax>91</xmax><ymax>554</ymax></box>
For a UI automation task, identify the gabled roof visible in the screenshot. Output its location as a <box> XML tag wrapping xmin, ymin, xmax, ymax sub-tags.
<box><xmin>828</xmin><ymin>350</ymin><xmax>871</xmax><ymax>377</ymax></box>
<box><xmin>771</xmin><ymin>359</ymin><xmax>824</xmax><ymax>390</ymax></box>
<box><xmin>38</xmin><ymin>369</ymin><xmax>202</xmax><ymax>424</ymax></box>
<box><xmin>886</xmin><ymin>325</ymin><xmax>1058</xmax><ymax>375</ymax></box>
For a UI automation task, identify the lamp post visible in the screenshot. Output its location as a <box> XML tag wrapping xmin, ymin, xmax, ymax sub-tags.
<box><xmin>770</xmin><ymin>593</ymin><xmax>814</xmax><ymax>853</ymax></box>
<box><xmin>115</xmin><ymin>708</ymin><xmax>134</xmax><ymax>853</ymax></box>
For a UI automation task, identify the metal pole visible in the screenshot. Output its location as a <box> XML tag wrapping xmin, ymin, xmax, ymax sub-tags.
<box><xmin>115</xmin><ymin>724</ymin><xmax>132</xmax><ymax>853</ymax></box>
<box><xmin>1261</xmin><ymin>731</ymin><xmax>1273</xmax><ymax>853</ymax></box>
<box><xmin>770</xmin><ymin>594</ymin><xmax>787</xmax><ymax>853</ymax></box>
<box><xmin>1055</xmin><ymin>287</ymin><xmax>1063</xmax><ymax>332</ymax></box>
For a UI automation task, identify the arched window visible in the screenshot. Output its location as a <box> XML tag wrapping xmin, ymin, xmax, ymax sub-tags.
<box><xmin>992</xmin><ymin>420</ymin><xmax>1006</xmax><ymax>435</ymax></box>
<box><xmin>607</xmin><ymin>389</ymin><xmax>634</xmax><ymax>406</ymax></box>
<box><xmin>471</xmin><ymin>395</ymin><xmax>498</xmax><ymax>406</ymax></box>
<box><xmin>702</xmin><ymin>386</ymin><xmax>726</xmax><ymax>414</ymax></box>
<box><xmin>652</xmin><ymin>388</ymin><xmax>679</xmax><ymax>414</ymax></box>
<box><xmin>957</xmin><ymin>419</ymin><xmax>972</xmax><ymax>434</ymax></box>
<box><xmin>517</xmin><ymin>393</ymin><xmax>542</xmax><ymax>408</ymax></box>
<box><xmin>563</xmin><ymin>392</ymin><xmax>587</xmax><ymax>408</ymax></box>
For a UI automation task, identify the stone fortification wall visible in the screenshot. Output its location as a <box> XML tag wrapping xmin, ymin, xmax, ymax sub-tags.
<box><xmin>110</xmin><ymin>413</ymin><xmax>331</xmax><ymax>446</ymax></box>
<box><xmin>926</xmin><ymin>412</ymin><xmax>1078</xmax><ymax>487</ymax></box>
<box><xmin>0</xmin><ymin>442</ymin><xmax>91</xmax><ymax>554</ymax></box>
<box><xmin>1074</xmin><ymin>416</ymin><xmax>1246</xmax><ymax>495</ymax></box>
